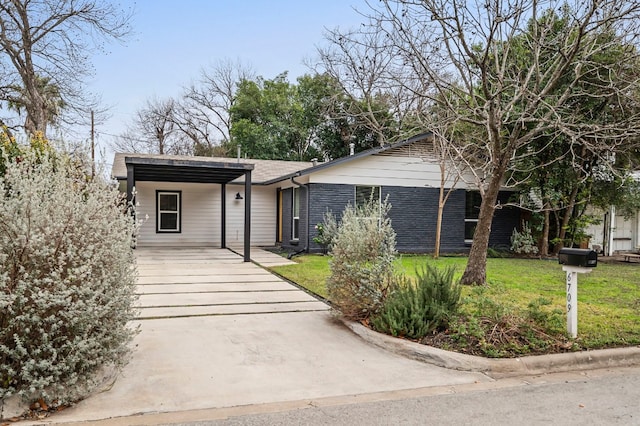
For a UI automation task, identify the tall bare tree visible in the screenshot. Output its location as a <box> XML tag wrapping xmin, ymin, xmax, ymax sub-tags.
<box><xmin>316</xmin><ymin>25</ymin><xmax>416</xmax><ymax>145</ymax></box>
<box><xmin>176</xmin><ymin>59</ymin><xmax>255</xmax><ymax>154</ymax></box>
<box><xmin>113</xmin><ymin>97</ymin><xmax>189</xmax><ymax>155</ymax></box>
<box><xmin>338</xmin><ymin>0</ymin><xmax>640</xmax><ymax>285</ymax></box>
<box><xmin>0</xmin><ymin>0</ymin><xmax>131</xmax><ymax>138</ymax></box>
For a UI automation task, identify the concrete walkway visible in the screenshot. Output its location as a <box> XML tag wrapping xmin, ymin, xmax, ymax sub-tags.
<box><xmin>41</xmin><ymin>248</ymin><xmax>490</xmax><ymax>424</ymax></box>
<box><xmin>135</xmin><ymin>248</ymin><xmax>315</xmax><ymax>319</ymax></box>
<box><xmin>227</xmin><ymin>245</ymin><xmax>297</xmax><ymax>267</ymax></box>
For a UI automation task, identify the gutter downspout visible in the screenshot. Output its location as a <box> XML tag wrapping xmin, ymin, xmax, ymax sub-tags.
<box><xmin>291</xmin><ymin>173</ymin><xmax>309</xmax><ymax>255</ymax></box>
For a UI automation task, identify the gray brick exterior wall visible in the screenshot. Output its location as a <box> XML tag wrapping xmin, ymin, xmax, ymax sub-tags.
<box><xmin>384</xmin><ymin>187</ymin><xmax>467</xmax><ymax>253</ymax></box>
<box><xmin>307</xmin><ymin>183</ymin><xmax>354</xmax><ymax>252</ymax></box>
<box><xmin>280</xmin><ymin>183</ymin><xmax>520</xmax><ymax>254</ymax></box>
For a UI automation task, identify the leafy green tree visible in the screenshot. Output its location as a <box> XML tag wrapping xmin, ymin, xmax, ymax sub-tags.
<box><xmin>229</xmin><ymin>73</ymin><xmax>314</xmax><ymax>160</ymax></box>
<box><xmin>315</xmin><ymin>94</ymin><xmax>398</xmax><ymax>159</ymax></box>
<box><xmin>229</xmin><ymin>72</ymin><xmax>397</xmax><ymax>161</ymax></box>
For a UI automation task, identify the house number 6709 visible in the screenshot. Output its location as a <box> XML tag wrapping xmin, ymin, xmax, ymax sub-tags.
<box><xmin>566</xmin><ymin>274</ymin><xmax>572</xmax><ymax>313</ymax></box>
<box><xmin>562</xmin><ymin>267</ymin><xmax>592</xmax><ymax>339</ymax></box>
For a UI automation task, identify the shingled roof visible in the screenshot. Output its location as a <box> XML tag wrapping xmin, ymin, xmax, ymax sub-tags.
<box><xmin>112</xmin><ymin>153</ymin><xmax>314</xmax><ymax>184</ymax></box>
<box><xmin>112</xmin><ymin>132</ymin><xmax>434</xmax><ymax>185</ymax></box>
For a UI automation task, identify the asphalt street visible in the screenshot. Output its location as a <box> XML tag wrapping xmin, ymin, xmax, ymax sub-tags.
<box><xmin>160</xmin><ymin>366</ymin><xmax>640</xmax><ymax>426</ymax></box>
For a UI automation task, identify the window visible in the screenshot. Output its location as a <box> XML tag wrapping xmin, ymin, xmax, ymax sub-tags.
<box><xmin>157</xmin><ymin>191</ymin><xmax>181</xmax><ymax>233</ymax></box>
<box><xmin>292</xmin><ymin>187</ymin><xmax>300</xmax><ymax>240</ymax></box>
<box><xmin>465</xmin><ymin>191</ymin><xmax>481</xmax><ymax>243</ymax></box>
<box><xmin>355</xmin><ymin>185</ymin><xmax>381</xmax><ymax>208</ymax></box>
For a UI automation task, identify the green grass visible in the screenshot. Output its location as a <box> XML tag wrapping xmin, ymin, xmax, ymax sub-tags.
<box><xmin>271</xmin><ymin>254</ymin><xmax>332</xmax><ymax>299</ymax></box>
<box><xmin>270</xmin><ymin>254</ymin><xmax>640</xmax><ymax>353</ymax></box>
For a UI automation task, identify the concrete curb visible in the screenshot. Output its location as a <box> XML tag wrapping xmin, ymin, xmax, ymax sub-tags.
<box><xmin>342</xmin><ymin>319</ymin><xmax>640</xmax><ymax>379</ymax></box>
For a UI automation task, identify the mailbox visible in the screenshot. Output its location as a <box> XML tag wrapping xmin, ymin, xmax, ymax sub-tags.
<box><xmin>558</xmin><ymin>248</ymin><xmax>598</xmax><ymax>268</ymax></box>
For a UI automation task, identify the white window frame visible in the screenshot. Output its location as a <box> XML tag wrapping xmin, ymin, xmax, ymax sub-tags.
<box><xmin>464</xmin><ymin>219</ymin><xmax>478</xmax><ymax>244</ymax></box>
<box><xmin>355</xmin><ymin>186</ymin><xmax>382</xmax><ymax>227</ymax></box>
<box><xmin>292</xmin><ymin>187</ymin><xmax>300</xmax><ymax>240</ymax></box>
<box><xmin>355</xmin><ymin>185</ymin><xmax>381</xmax><ymax>209</ymax></box>
<box><xmin>465</xmin><ymin>191</ymin><xmax>481</xmax><ymax>244</ymax></box>
<box><xmin>157</xmin><ymin>190</ymin><xmax>181</xmax><ymax>233</ymax></box>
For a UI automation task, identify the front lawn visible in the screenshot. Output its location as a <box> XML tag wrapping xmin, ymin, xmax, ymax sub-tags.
<box><xmin>271</xmin><ymin>255</ymin><xmax>640</xmax><ymax>356</ymax></box>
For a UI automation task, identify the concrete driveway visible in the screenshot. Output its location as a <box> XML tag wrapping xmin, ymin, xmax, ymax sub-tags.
<box><xmin>47</xmin><ymin>248</ymin><xmax>490</xmax><ymax>423</ymax></box>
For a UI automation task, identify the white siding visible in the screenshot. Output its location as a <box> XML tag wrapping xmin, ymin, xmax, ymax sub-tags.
<box><xmin>611</xmin><ymin>213</ymin><xmax>639</xmax><ymax>253</ymax></box>
<box><xmin>307</xmin><ymin>154</ymin><xmax>473</xmax><ymax>189</ymax></box>
<box><xmin>225</xmin><ymin>185</ymin><xmax>277</xmax><ymax>246</ymax></box>
<box><xmin>135</xmin><ymin>182</ymin><xmax>219</xmax><ymax>247</ymax></box>
<box><xmin>135</xmin><ymin>182</ymin><xmax>277</xmax><ymax>247</ymax></box>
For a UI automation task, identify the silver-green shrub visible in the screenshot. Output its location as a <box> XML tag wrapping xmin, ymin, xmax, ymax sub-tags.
<box><xmin>327</xmin><ymin>197</ymin><xmax>397</xmax><ymax>321</ymax></box>
<box><xmin>510</xmin><ymin>223</ymin><xmax>539</xmax><ymax>255</ymax></box>
<box><xmin>0</xmin><ymin>150</ymin><xmax>138</xmax><ymax>406</ymax></box>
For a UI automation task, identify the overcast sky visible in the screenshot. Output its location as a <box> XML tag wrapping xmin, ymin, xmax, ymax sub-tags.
<box><xmin>87</xmin><ymin>0</ymin><xmax>369</xmax><ymax>167</ymax></box>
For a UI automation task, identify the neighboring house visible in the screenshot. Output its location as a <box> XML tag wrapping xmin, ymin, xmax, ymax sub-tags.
<box><xmin>112</xmin><ymin>132</ymin><xmax>522</xmax><ymax>254</ymax></box>
<box><xmin>582</xmin><ymin>172</ymin><xmax>640</xmax><ymax>256</ymax></box>
<box><xmin>585</xmin><ymin>207</ymin><xmax>640</xmax><ymax>255</ymax></box>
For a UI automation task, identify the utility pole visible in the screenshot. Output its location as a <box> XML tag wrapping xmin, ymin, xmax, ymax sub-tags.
<box><xmin>91</xmin><ymin>110</ymin><xmax>95</xmax><ymax>178</ymax></box>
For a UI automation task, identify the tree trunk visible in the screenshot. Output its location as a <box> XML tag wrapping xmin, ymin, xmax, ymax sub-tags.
<box><xmin>460</xmin><ymin>176</ymin><xmax>502</xmax><ymax>285</ymax></box>
<box><xmin>434</xmin><ymin>186</ymin><xmax>444</xmax><ymax>259</ymax></box>
<box><xmin>24</xmin><ymin>86</ymin><xmax>46</xmax><ymax>138</ymax></box>
<box><xmin>434</xmin><ymin>159</ymin><xmax>447</xmax><ymax>259</ymax></box>
<box><xmin>555</xmin><ymin>184</ymin><xmax>580</xmax><ymax>253</ymax></box>
<box><xmin>540</xmin><ymin>202</ymin><xmax>550</xmax><ymax>257</ymax></box>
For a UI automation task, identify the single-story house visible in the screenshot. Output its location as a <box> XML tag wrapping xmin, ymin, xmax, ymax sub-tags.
<box><xmin>112</xmin><ymin>133</ymin><xmax>521</xmax><ymax>255</ymax></box>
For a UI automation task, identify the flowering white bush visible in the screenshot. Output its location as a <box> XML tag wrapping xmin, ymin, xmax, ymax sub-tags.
<box><xmin>312</xmin><ymin>211</ymin><xmax>339</xmax><ymax>250</ymax></box>
<box><xmin>327</xmin><ymin>197</ymin><xmax>397</xmax><ymax>321</ymax></box>
<box><xmin>0</xmin><ymin>150</ymin><xmax>138</xmax><ymax>407</ymax></box>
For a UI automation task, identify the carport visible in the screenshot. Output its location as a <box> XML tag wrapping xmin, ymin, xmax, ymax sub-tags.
<box><xmin>124</xmin><ymin>156</ymin><xmax>254</xmax><ymax>261</ymax></box>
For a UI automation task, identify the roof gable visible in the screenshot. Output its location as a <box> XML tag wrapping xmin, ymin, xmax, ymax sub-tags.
<box><xmin>261</xmin><ymin>132</ymin><xmax>434</xmax><ymax>184</ymax></box>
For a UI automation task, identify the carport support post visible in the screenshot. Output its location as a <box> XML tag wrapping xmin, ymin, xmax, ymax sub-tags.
<box><xmin>244</xmin><ymin>170</ymin><xmax>251</xmax><ymax>262</ymax></box>
<box><xmin>562</xmin><ymin>266</ymin><xmax>592</xmax><ymax>338</ymax></box>
<box><xmin>126</xmin><ymin>163</ymin><xmax>134</xmax><ymax>206</ymax></box>
<box><xmin>221</xmin><ymin>183</ymin><xmax>226</xmax><ymax>249</ymax></box>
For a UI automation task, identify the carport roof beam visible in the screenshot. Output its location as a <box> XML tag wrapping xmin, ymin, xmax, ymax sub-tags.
<box><xmin>124</xmin><ymin>156</ymin><xmax>254</xmax><ymax>184</ymax></box>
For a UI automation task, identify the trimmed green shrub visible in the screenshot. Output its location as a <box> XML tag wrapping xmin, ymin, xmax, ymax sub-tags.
<box><xmin>327</xmin><ymin>197</ymin><xmax>396</xmax><ymax>321</ymax></box>
<box><xmin>371</xmin><ymin>264</ymin><xmax>461</xmax><ymax>339</ymax></box>
<box><xmin>0</xmin><ymin>148</ymin><xmax>139</xmax><ymax>407</ymax></box>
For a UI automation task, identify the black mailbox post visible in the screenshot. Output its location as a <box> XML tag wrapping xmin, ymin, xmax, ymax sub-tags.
<box><xmin>558</xmin><ymin>248</ymin><xmax>598</xmax><ymax>268</ymax></box>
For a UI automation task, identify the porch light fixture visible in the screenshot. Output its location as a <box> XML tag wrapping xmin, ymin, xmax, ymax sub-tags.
<box><xmin>235</xmin><ymin>192</ymin><xmax>243</xmax><ymax>200</ymax></box>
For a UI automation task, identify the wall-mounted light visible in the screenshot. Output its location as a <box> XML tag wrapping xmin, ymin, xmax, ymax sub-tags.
<box><xmin>235</xmin><ymin>192</ymin><xmax>243</xmax><ymax>200</ymax></box>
